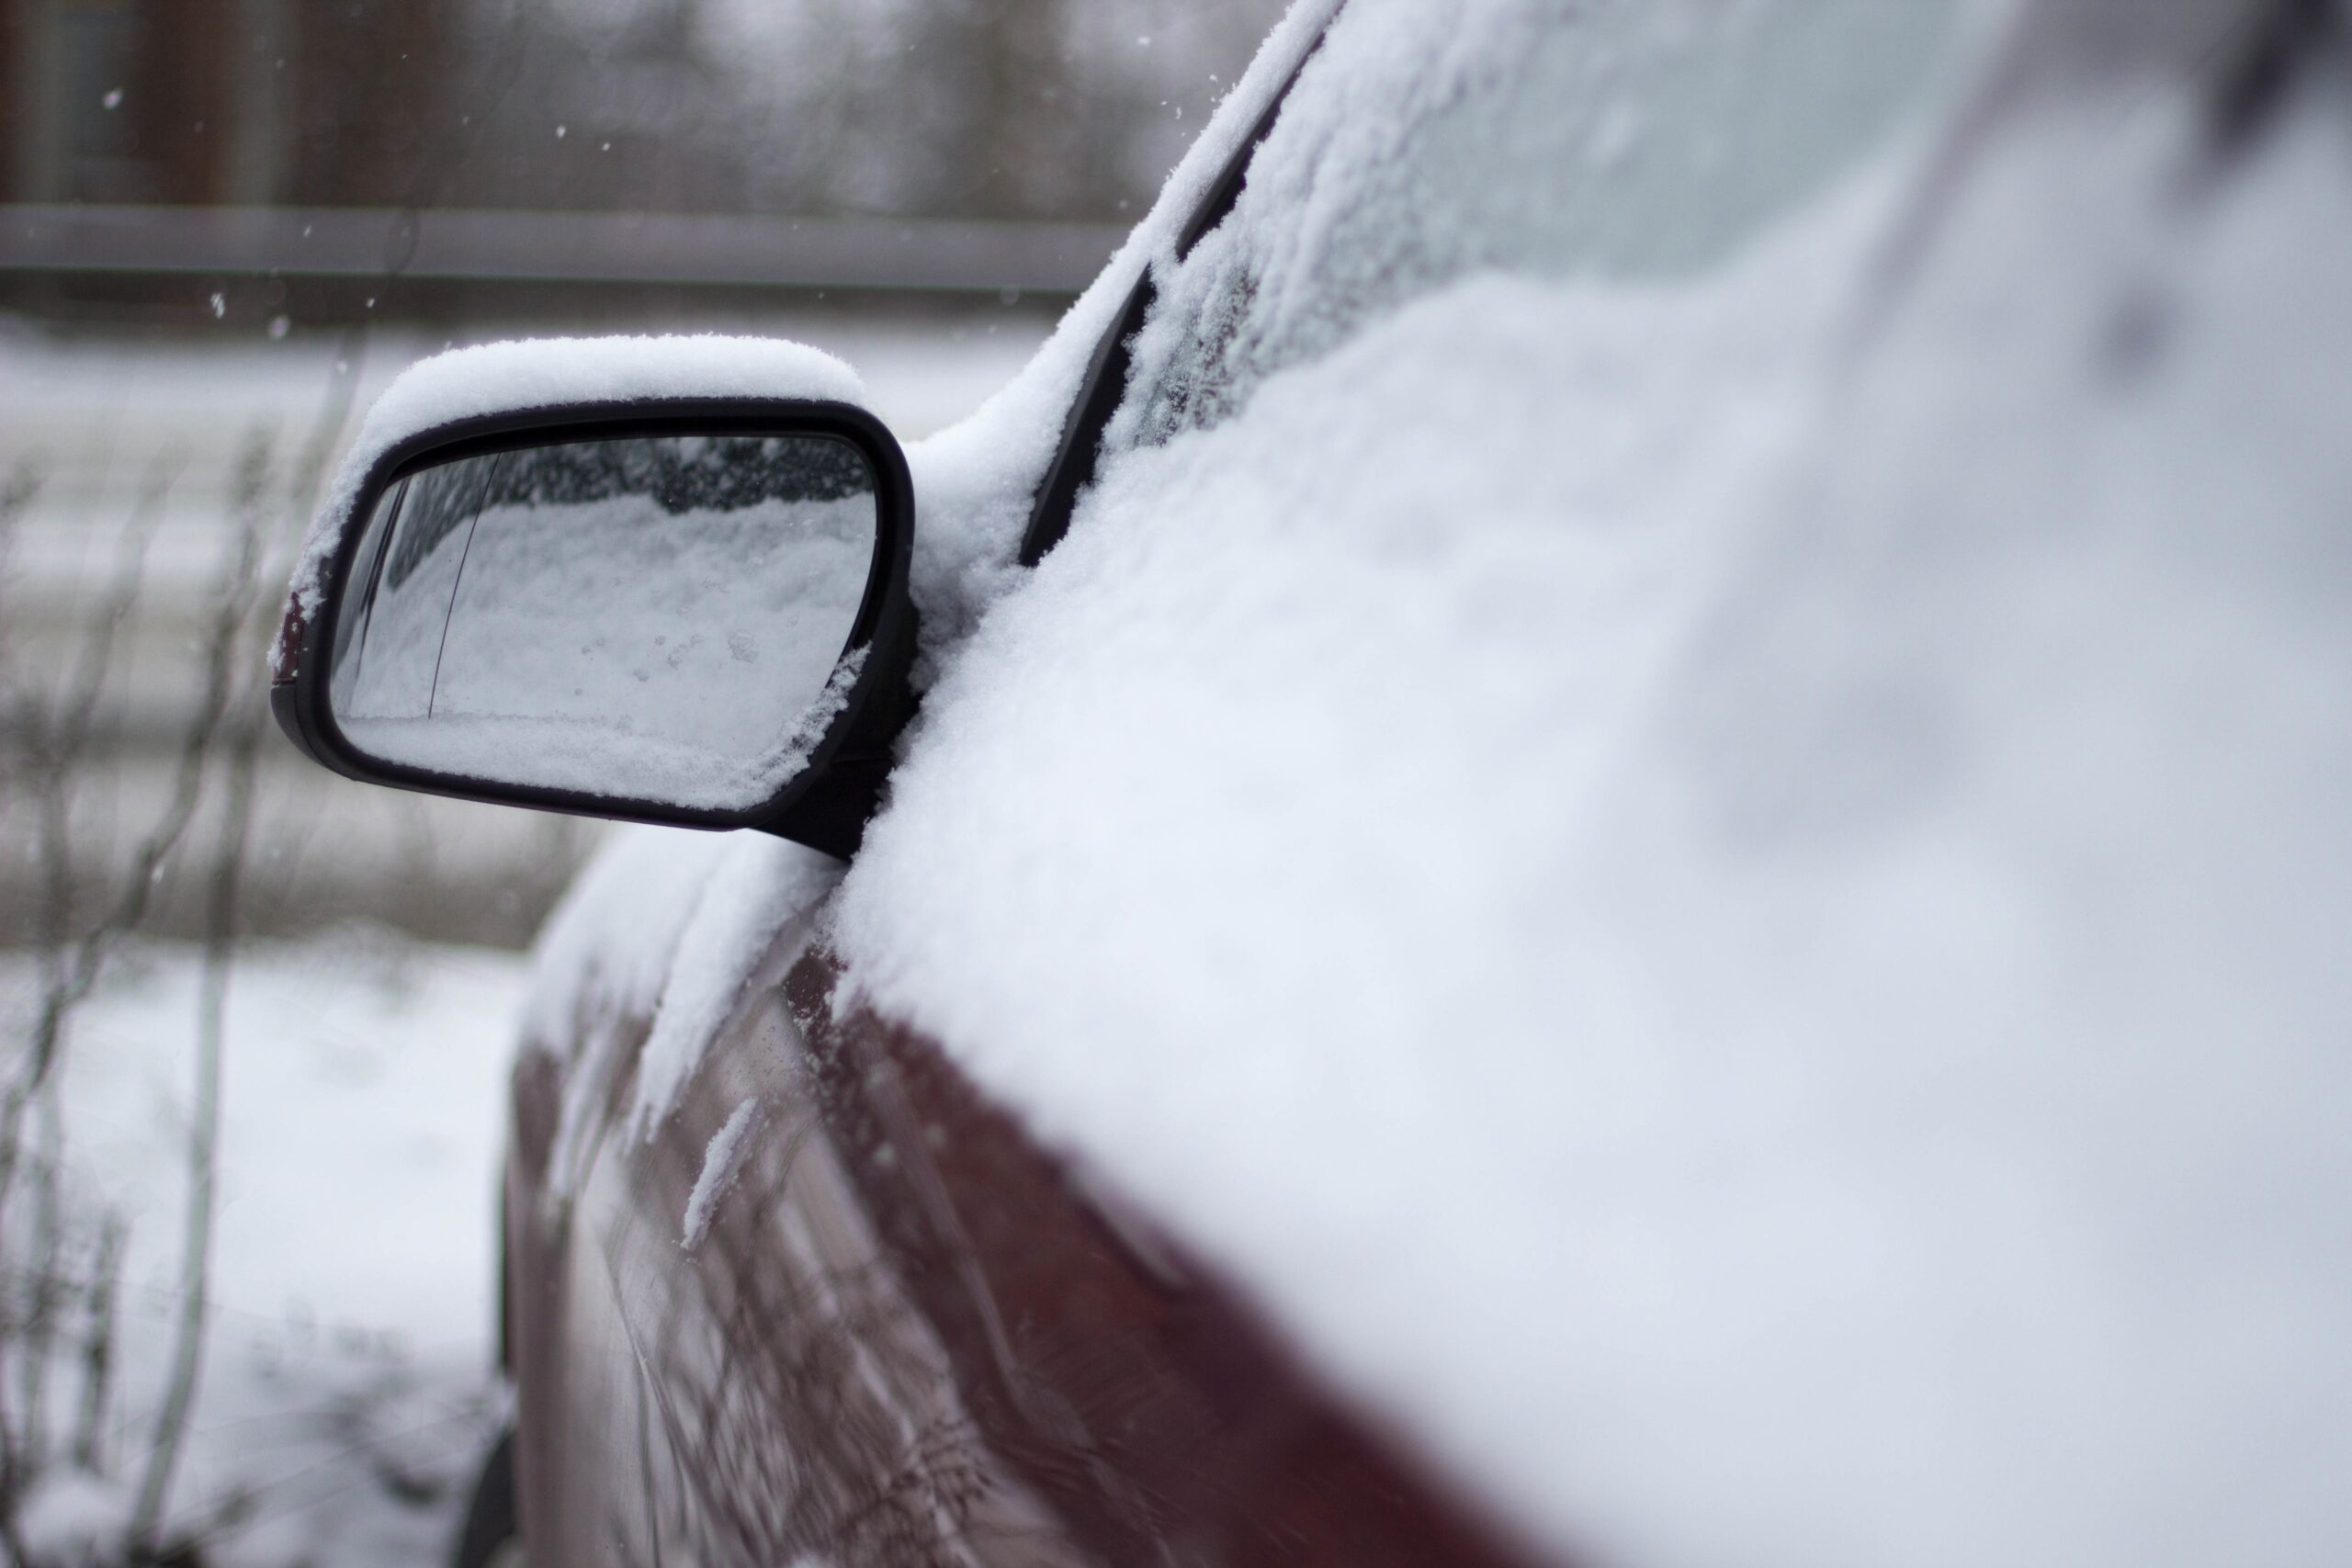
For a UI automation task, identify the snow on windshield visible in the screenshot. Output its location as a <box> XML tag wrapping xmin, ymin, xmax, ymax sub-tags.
<box><xmin>830</xmin><ymin>3</ymin><xmax>2352</xmax><ymax>1566</ymax></box>
<box><xmin>881</xmin><ymin>1</ymin><xmax>1346</xmax><ymax>664</ymax></box>
<box><xmin>1114</xmin><ymin>0</ymin><xmax>1962</xmax><ymax>452</ymax></box>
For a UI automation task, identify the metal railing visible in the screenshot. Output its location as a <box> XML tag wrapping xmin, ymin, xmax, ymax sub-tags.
<box><xmin>0</xmin><ymin>205</ymin><xmax>1128</xmax><ymax>296</ymax></box>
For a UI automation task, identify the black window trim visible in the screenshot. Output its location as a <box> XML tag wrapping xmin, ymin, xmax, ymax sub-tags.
<box><xmin>1016</xmin><ymin>18</ymin><xmax>1335</xmax><ymax>568</ymax></box>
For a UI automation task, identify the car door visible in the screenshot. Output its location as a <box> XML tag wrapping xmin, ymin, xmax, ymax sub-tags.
<box><xmin>493</xmin><ymin>16</ymin><xmax>1544</xmax><ymax>1565</ymax></box>
<box><xmin>507</xmin><ymin>1</ymin><xmax>2001</xmax><ymax>1562</ymax></box>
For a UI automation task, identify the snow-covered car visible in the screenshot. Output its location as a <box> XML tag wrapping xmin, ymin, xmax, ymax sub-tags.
<box><xmin>268</xmin><ymin>0</ymin><xmax>2352</xmax><ymax>1564</ymax></box>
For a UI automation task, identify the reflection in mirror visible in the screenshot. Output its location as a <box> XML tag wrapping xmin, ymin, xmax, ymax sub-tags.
<box><xmin>328</xmin><ymin>432</ymin><xmax>876</xmax><ymax>811</ymax></box>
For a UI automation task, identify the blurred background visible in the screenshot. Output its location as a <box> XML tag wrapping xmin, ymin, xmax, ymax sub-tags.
<box><xmin>0</xmin><ymin>4</ymin><xmax>1281</xmax><ymax>1561</ymax></box>
<box><xmin>0</xmin><ymin>0</ymin><xmax>1284</xmax><ymax>949</ymax></box>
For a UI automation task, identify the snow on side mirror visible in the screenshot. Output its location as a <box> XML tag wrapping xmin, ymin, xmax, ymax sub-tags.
<box><xmin>271</xmin><ymin>340</ymin><xmax>916</xmax><ymax>859</ymax></box>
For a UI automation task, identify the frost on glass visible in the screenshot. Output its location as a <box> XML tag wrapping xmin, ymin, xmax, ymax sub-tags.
<box><xmin>328</xmin><ymin>433</ymin><xmax>876</xmax><ymax>811</ymax></box>
<box><xmin>1116</xmin><ymin>0</ymin><xmax>1962</xmax><ymax>450</ymax></box>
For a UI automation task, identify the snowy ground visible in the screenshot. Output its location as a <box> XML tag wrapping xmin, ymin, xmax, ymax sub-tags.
<box><xmin>2</xmin><ymin>933</ymin><xmax>529</xmax><ymax>1568</ymax></box>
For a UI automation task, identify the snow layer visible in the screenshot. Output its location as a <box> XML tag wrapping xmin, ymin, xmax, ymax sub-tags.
<box><xmin>5</xmin><ymin>937</ymin><xmax>527</xmax><ymax>1568</ymax></box>
<box><xmin>17</xmin><ymin>1469</ymin><xmax>130</xmax><ymax>1568</ymax></box>
<box><xmin>887</xmin><ymin>0</ymin><xmax>1343</xmax><ymax>667</ymax></box>
<box><xmin>485</xmin><ymin>2</ymin><xmax>2352</xmax><ymax>1562</ymax></box>
<box><xmin>681</xmin><ymin>1096</ymin><xmax>763</xmax><ymax>1248</ymax></box>
<box><xmin>628</xmin><ymin>830</ymin><xmax>840</xmax><ymax>1134</ymax></box>
<box><xmin>280</xmin><ymin>334</ymin><xmax>867</xmax><ymax>655</ymax></box>
<box><xmin>522</xmin><ymin>823</ymin><xmax>740</xmax><ymax>1060</ymax></box>
<box><xmin>503</xmin><ymin>0</ymin><xmax>1340</xmax><ymax>1159</ymax></box>
<box><xmin>831</xmin><ymin>13</ymin><xmax>2352</xmax><ymax>1568</ymax></box>
<box><xmin>519</xmin><ymin>824</ymin><xmax>840</xmax><ymax>1194</ymax></box>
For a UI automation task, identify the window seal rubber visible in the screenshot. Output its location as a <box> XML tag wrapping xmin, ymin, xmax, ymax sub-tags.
<box><xmin>1014</xmin><ymin>22</ymin><xmax>1332</xmax><ymax>569</ymax></box>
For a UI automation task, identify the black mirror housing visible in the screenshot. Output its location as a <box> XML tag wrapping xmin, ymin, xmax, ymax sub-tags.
<box><xmin>271</xmin><ymin>396</ymin><xmax>918</xmax><ymax>860</ymax></box>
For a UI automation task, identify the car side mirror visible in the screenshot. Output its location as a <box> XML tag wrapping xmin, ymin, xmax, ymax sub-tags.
<box><xmin>270</xmin><ymin>344</ymin><xmax>917</xmax><ymax>860</ymax></box>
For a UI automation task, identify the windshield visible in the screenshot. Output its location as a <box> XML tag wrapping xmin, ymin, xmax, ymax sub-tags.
<box><xmin>1114</xmin><ymin>0</ymin><xmax>1972</xmax><ymax>450</ymax></box>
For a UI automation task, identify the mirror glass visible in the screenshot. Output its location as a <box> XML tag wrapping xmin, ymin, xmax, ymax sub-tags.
<box><xmin>327</xmin><ymin>431</ymin><xmax>876</xmax><ymax>811</ymax></box>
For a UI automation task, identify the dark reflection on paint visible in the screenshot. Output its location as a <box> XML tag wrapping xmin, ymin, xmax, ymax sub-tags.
<box><xmin>628</xmin><ymin>1053</ymin><xmax>1078</xmax><ymax>1568</ymax></box>
<box><xmin>506</xmin><ymin>923</ymin><xmax>1553</xmax><ymax>1568</ymax></box>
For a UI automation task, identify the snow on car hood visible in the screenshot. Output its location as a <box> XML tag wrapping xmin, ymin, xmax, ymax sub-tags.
<box><xmin>831</xmin><ymin>18</ymin><xmax>2352</xmax><ymax>1568</ymax></box>
<box><xmin>505</xmin><ymin>2</ymin><xmax>2352</xmax><ymax>1564</ymax></box>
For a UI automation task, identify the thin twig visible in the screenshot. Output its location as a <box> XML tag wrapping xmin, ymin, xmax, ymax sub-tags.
<box><xmin>0</xmin><ymin>459</ymin><xmax>43</xmax><ymax>787</ymax></box>
<box><xmin>5</xmin><ymin>456</ymin><xmax>177</xmax><ymax>1498</ymax></box>
<box><xmin>10</xmin><ymin>1091</ymin><xmax>65</xmax><ymax>1478</ymax></box>
<box><xmin>70</xmin><ymin>1214</ymin><xmax>125</xmax><ymax>1473</ymax></box>
<box><xmin>130</xmin><ymin>432</ymin><xmax>277</xmax><ymax>1556</ymax></box>
<box><xmin>0</xmin><ymin>451</ymin><xmax>255</xmax><ymax>1225</ymax></box>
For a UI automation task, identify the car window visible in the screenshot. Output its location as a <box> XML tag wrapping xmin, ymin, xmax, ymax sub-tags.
<box><xmin>1109</xmin><ymin>0</ymin><xmax>1969</xmax><ymax>452</ymax></box>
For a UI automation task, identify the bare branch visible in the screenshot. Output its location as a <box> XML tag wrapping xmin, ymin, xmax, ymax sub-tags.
<box><xmin>32</xmin><ymin>454</ymin><xmax>185</xmax><ymax>788</ymax></box>
<box><xmin>131</xmin><ymin>430</ymin><xmax>277</xmax><ymax>1558</ymax></box>
<box><xmin>0</xmin><ymin>457</ymin><xmax>45</xmax><ymax>803</ymax></box>
<box><xmin>71</xmin><ymin>1215</ymin><xmax>126</xmax><ymax>1475</ymax></box>
<box><xmin>0</xmin><ymin>438</ymin><xmax>264</xmax><ymax>1217</ymax></box>
<box><xmin>10</xmin><ymin>1091</ymin><xmax>66</xmax><ymax>1480</ymax></box>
